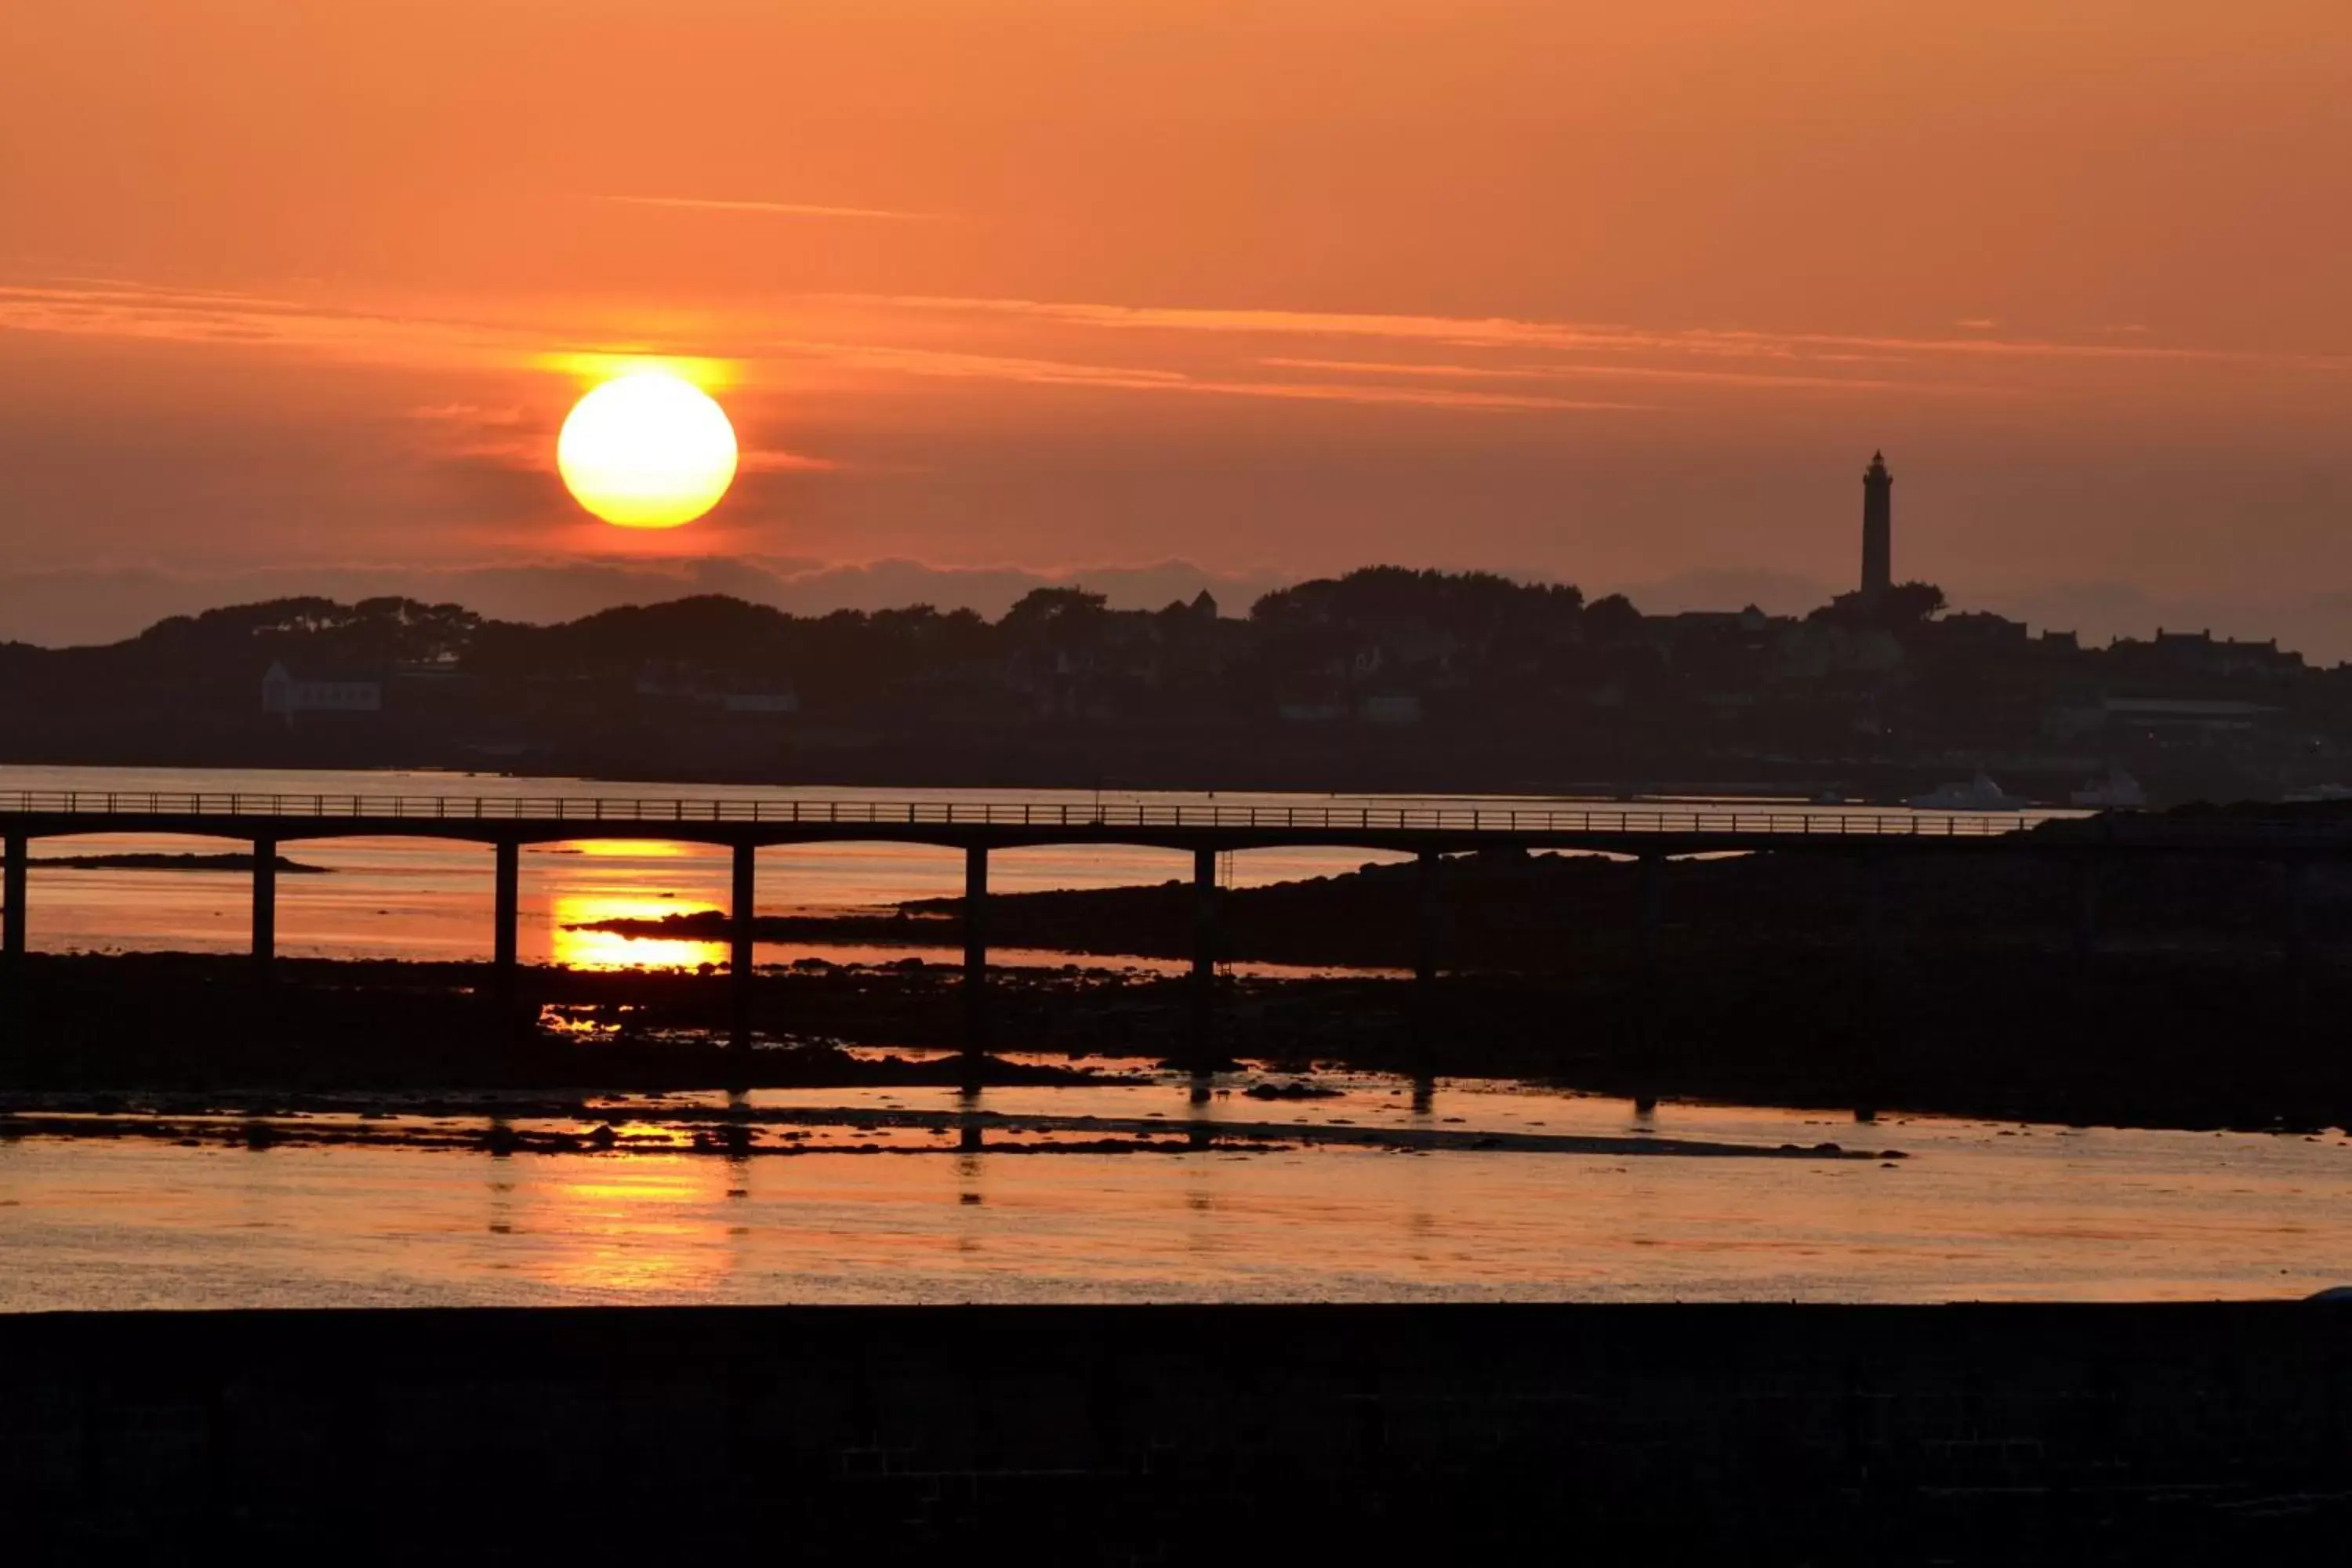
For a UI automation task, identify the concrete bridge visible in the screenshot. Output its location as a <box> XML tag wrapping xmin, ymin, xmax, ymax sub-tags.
<box><xmin>0</xmin><ymin>789</ymin><xmax>2341</xmax><ymax>1076</ymax></box>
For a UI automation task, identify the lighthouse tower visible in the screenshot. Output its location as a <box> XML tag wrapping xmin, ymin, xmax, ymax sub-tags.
<box><xmin>1860</xmin><ymin>452</ymin><xmax>1893</xmax><ymax>600</ymax></box>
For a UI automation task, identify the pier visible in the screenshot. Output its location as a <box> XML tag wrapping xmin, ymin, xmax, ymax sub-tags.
<box><xmin>1</xmin><ymin>789</ymin><xmax>2342</xmax><ymax>1068</ymax></box>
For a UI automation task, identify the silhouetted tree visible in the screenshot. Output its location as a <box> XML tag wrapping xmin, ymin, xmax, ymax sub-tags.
<box><xmin>1582</xmin><ymin>593</ymin><xmax>1643</xmax><ymax>641</ymax></box>
<box><xmin>1002</xmin><ymin>587</ymin><xmax>1108</xmax><ymax>632</ymax></box>
<box><xmin>1810</xmin><ymin>581</ymin><xmax>1946</xmax><ymax>628</ymax></box>
<box><xmin>1883</xmin><ymin>581</ymin><xmax>1947</xmax><ymax>621</ymax></box>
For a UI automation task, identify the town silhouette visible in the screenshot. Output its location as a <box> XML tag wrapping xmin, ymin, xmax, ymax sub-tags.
<box><xmin>6</xmin><ymin>457</ymin><xmax>2334</xmax><ymax>811</ymax></box>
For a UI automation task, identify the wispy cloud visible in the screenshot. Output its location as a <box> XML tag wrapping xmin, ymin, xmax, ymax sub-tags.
<box><xmin>0</xmin><ymin>281</ymin><xmax>541</xmax><ymax>367</ymax></box>
<box><xmin>7</xmin><ymin>275</ymin><xmax>2339</xmax><ymax>437</ymax></box>
<box><xmin>409</xmin><ymin>403</ymin><xmax>524</xmax><ymax>424</ymax></box>
<box><xmin>737</xmin><ymin>449</ymin><xmax>840</xmax><ymax>474</ymax></box>
<box><xmin>5</xmin><ymin>281</ymin><xmax>1644</xmax><ymax>413</ymax></box>
<box><xmin>1254</xmin><ymin>355</ymin><xmax>1965</xmax><ymax>397</ymax></box>
<box><xmin>871</xmin><ymin>294</ymin><xmax>2352</xmax><ymax>372</ymax></box>
<box><xmin>759</xmin><ymin>338</ymin><xmax>1650</xmax><ymax>412</ymax></box>
<box><xmin>595</xmin><ymin>194</ymin><xmax>942</xmax><ymax>222</ymax></box>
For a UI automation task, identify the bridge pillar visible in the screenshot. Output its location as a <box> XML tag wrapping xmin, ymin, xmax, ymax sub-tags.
<box><xmin>2071</xmin><ymin>855</ymin><xmax>2101</xmax><ymax>966</ymax></box>
<box><xmin>2283</xmin><ymin>857</ymin><xmax>2311</xmax><ymax>968</ymax></box>
<box><xmin>1862</xmin><ymin>854</ymin><xmax>1884</xmax><ymax>957</ymax></box>
<box><xmin>1639</xmin><ymin>855</ymin><xmax>1665</xmax><ymax>971</ymax></box>
<box><xmin>252</xmin><ymin>837</ymin><xmax>276</xmax><ymax>967</ymax></box>
<box><xmin>492</xmin><ymin>840</ymin><xmax>520</xmax><ymax>975</ymax></box>
<box><xmin>1190</xmin><ymin>846</ymin><xmax>1220</xmax><ymax>1086</ymax></box>
<box><xmin>962</xmin><ymin>845</ymin><xmax>989</xmax><ymax>1087</ymax></box>
<box><xmin>731</xmin><ymin>843</ymin><xmax>757</xmax><ymax>1049</ymax></box>
<box><xmin>3</xmin><ymin>833</ymin><xmax>24</xmax><ymax>961</ymax></box>
<box><xmin>1410</xmin><ymin>849</ymin><xmax>1443</xmax><ymax>1085</ymax></box>
<box><xmin>1415</xmin><ymin>850</ymin><xmax>1443</xmax><ymax>986</ymax></box>
<box><xmin>1633</xmin><ymin>855</ymin><xmax>1668</xmax><ymax>1116</ymax></box>
<box><xmin>1856</xmin><ymin>854</ymin><xmax>1889</xmax><ymax>1121</ymax></box>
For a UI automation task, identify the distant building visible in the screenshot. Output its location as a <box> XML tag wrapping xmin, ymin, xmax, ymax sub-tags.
<box><xmin>2045</xmin><ymin>695</ymin><xmax>2283</xmax><ymax>745</ymax></box>
<box><xmin>2099</xmin><ymin>698</ymin><xmax>2281</xmax><ymax>745</ymax></box>
<box><xmin>260</xmin><ymin>661</ymin><xmax>381</xmax><ymax>723</ymax></box>
<box><xmin>719</xmin><ymin>691</ymin><xmax>800</xmax><ymax>714</ymax></box>
<box><xmin>1937</xmin><ymin>611</ymin><xmax>2029</xmax><ymax>646</ymax></box>
<box><xmin>1277</xmin><ymin>701</ymin><xmax>1347</xmax><ymax>724</ymax></box>
<box><xmin>1860</xmin><ymin>452</ymin><xmax>1893</xmax><ymax>600</ymax></box>
<box><xmin>1358</xmin><ymin>694</ymin><xmax>1423</xmax><ymax>725</ymax></box>
<box><xmin>2100</xmin><ymin>697</ymin><xmax>2278</xmax><ymax>727</ymax></box>
<box><xmin>2137</xmin><ymin>629</ymin><xmax>2306</xmax><ymax>680</ymax></box>
<box><xmin>631</xmin><ymin>662</ymin><xmax>799</xmax><ymax>713</ymax></box>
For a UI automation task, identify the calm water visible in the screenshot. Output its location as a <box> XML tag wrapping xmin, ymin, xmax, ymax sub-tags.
<box><xmin>3</xmin><ymin>1071</ymin><xmax>2347</xmax><ymax>1308</ymax></box>
<box><xmin>3</xmin><ymin>764</ymin><xmax>2290</xmax><ymax>1309</ymax></box>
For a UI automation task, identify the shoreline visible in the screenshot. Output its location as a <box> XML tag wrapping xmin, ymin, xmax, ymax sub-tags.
<box><xmin>0</xmin><ymin>1094</ymin><xmax>1896</xmax><ymax>1161</ymax></box>
<box><xmin>0</xmin><ymin>947</ymin><xmax>2347</xmax><ymax>1136</ymax></box>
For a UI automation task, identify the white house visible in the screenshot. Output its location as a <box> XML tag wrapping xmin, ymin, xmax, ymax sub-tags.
<box><xmin>1358</xmin><ymin>694</ymin><xmax>1424</xmax><ymax>726</ymax></box>
<box><xmin>261</xmin><ymin>661</ymin><xmax>383</xmax><ymax>722</ymax></box>
<box><xmin>720</xmin><ymin>691</ymin><xmax>800</xmax><ymax>714</ymax></box>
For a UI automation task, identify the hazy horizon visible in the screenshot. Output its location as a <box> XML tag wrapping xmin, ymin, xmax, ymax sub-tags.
<box><xmin>5</xmin><ymin>554</ymin><xmax>2350</xmax><ymax>666</ymax></box>
<box><xmin>5</xmin><ymin>2</ymin><xmax>2347</xmax><ymax>650</ymax></box>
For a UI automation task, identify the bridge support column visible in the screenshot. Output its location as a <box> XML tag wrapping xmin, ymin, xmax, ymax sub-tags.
<box><xmin>731</xmin><ymin>843</ymin><xmax>757</xmax><ymax>1049</ymax></box>
<box><xmin>3</xmin><ymin>833</ymin><xmax>24</xmax><ymax>962</ymax></box>
<box><xmin>492</xmin><ymin>840</ymin><xmax>520</xmax><ymax>968</ymax></box>
<box><xmin>491</xmin><ymin>839</ymin><xmax>520</xmax><ymax>1021</ymax></box>
<box><xmin>1862</xmin><ymin>855</ymin><xmax>1884</xmax><ymax>958</ymax></box>
<box><xmin>1190</xmin><ymin>847</ymin><xmax>1220</xmax><ymax>1089</ymax></box>
<box><xmin>252</xmin><ymin>837</ymin><xmax>276</xmax><ymax>967</ymax></box>
<box><xmin>962</xmin><ymin>846</ymin><xmax>989</xmax><ymax>1088</ymax></box>
<box><xmin>2283</xmin><ymin>857</ymin><xmax>2311</xmax><ymax>969</ymax></box>
<box><xmin>1634</xmin><ymin>855</ymin><xmax>1667</xmax><ymax>1116</ymax></box>
<box><xmin>1639</xmin><ymin>855</ymin><xmax>1665</xmax><ymax>971</ymax></box>
<box><xmin>1415</xmin><ymin>850</ymin><xmax>1443</xmax><ymax>986</ymax></box>
<box><xmin>1411</xmin><ymin>849</ymin><xmax>1443</xmax><ymax>1084</ymax></box>
<box><xmin>1856</xmin><ymin>854</ymin><xmax>1888</xmax><ymax>1121</ymax></box>
<box><xmin>2071</xmin><ymin>855</ymin><xmax>2100</xmax><ymax>967</ymax></box>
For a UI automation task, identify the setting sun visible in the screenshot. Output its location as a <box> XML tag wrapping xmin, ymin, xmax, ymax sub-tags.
<box><xmin>556</xmin><ymin>371</ymin><xmax>739</xmax><ymax>528</ymax></box>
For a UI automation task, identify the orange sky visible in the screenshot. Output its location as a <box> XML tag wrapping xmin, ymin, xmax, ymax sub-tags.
<box><xmin>2</xmin><ymin>2</ymin><xmax>2348</xmax><ymax>647</ymax></box>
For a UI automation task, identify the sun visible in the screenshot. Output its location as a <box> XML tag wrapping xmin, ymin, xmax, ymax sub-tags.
<box><xmin>557</xmin><ymin>371</ymin><xmax>739</xmax><ymax>528</ymax></box>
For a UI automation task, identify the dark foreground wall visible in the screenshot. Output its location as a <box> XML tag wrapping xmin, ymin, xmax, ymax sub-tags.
<box><xmin>5</xmin><ymin>1304</ymin><xmax>2350</xmax><ymax>1563</ymax></box>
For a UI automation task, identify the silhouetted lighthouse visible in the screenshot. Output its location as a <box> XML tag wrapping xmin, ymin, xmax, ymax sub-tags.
<box><xmin>1860</xmin><ymin>451</ymin><xmax>1893</xmax><ymax>599</ymax></box>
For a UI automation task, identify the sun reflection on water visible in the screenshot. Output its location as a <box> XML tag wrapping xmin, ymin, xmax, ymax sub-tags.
<box><xmin>550</xmin><ymin>892</ymin><xmax>728</xmax><ymax>971</ymax></box>
<box><xmin>568</xmin><ymin>838</ymin><xmax>692</xmax><ymax>859</ymax></box>
<box><xmin>502</xmin><ymin>1154</ymin><xmax>739</xmax><ymax>1294</ymax></box>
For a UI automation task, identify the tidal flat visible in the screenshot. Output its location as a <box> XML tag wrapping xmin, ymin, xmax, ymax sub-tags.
<box><xmin>0</xmin><ymin>947</ymin><xmax>2345</xmax><ymax>1135</ymax></box>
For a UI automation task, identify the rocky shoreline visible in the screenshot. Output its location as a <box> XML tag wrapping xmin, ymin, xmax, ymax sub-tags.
<box><xmin>0</xmin><ymin>935</ymin><xmax>2346</xmax><ymax>1134</ymax></box>
<box><xmin>572</xmin><ymin>827</ymin><xmax>2352</xmax><ymax>971</ymax></box>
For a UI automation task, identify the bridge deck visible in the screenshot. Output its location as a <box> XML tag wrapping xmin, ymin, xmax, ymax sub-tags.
<box><xmin>0</xmin><ymin>789</ymin><xmax>2337</xmax><ymax>855</ymax></box>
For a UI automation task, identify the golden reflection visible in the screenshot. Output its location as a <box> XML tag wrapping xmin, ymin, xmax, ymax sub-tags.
<box><xmin>499</xmin><ymin>1153</ymin><xmax>735</xmax><ymax>1294</ymax></box>
<box><xmin>550</xmin><ymin>892</ymin><xmax>727</xmax><ymax>971</ymax></box>
<box><xmin>567</xmin><ymin>838</ymin><xmax>694</xmax><ymax>859</ymax></box>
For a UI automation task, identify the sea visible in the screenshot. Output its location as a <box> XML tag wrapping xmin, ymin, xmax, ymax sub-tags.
<box><xmin>5</xmin><ymin>764</ymin><xmax>2343</xmax><ymax>1310</ymax></box>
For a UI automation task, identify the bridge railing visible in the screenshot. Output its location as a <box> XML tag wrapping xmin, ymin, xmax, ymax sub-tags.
<box><xmin>0</xmin><ymin>789</ymin><xmax>2110</xmax><ymax>837</ymax></box>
